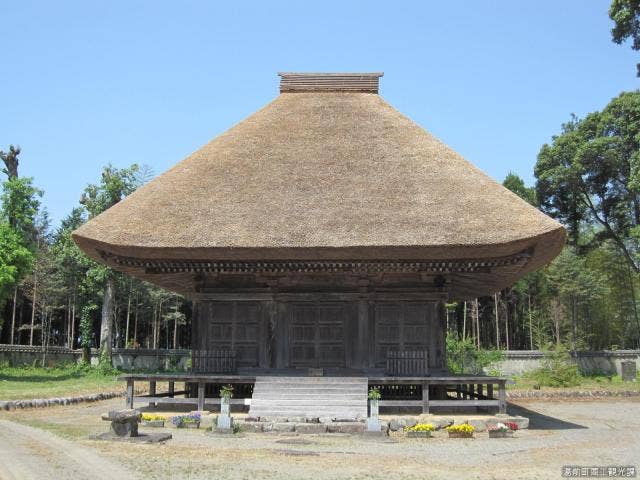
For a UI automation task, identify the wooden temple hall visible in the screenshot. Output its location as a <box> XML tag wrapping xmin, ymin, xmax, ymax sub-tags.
<box><xmin>72</xmin><ymin>72</ymin><xmax>565</xmax><ymax>417</ymax></box>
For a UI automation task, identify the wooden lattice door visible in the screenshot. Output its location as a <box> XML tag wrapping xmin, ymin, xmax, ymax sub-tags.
<box><xmin>289</xmin><ymin>302</ymin><xmax>346</xmax><ymax>368</ymax></box>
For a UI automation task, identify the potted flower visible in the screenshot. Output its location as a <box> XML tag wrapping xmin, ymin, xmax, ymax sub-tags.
<box><xmin>487</xmin><ymin>422</ymin><xmax>513</xmax><ymax>438</ymax></box>
<box><xmin>141</xmin><ymin>413</ymin><xmax>166</xmax><ymax>428</ymax></box>
<box><xmin>404</xmin><ymin>423</ymin><xmax>435</xmax><ymax>438</ymax></box>
<box><xmin>446</xmin><ymin>423</ymin><xmax>475</xmax><ymax>438</ymax></box>
<box><xmin>172</xmin><ymin>412</ymin><xmax>201</xmax><ymax>429</ymax></box>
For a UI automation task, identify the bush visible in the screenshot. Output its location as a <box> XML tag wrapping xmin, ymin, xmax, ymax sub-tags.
<box><xmin>524</xmin><ymin>344</ymin><xmax>580</xmax><ymax>387</ymax></box>
<box><xmin>446</xmin><ymin>332</ymin><xmax>504</xmax><ymax>374</ymax></box>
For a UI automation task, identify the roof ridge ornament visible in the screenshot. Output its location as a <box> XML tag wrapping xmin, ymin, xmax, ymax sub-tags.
<box><xmin>278</xmin><ymin>72</ymin><xmax>383</xmax><ymax>93</ymax></box>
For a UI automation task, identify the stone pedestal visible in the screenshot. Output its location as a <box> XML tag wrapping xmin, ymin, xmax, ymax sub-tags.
<box><xmin>217</xmin><ymin>397</ymin><xmax>234</xmax><ymax>432</ymax></box>
<box><xmin>366</xmin><ymin>399</ymin><xmax>381</xmax><ymax>433</ymax></box>
<box><xmin>101</xmin><ymin>409</ymin><xmax>141</xmax><ymax>437</ymax></box>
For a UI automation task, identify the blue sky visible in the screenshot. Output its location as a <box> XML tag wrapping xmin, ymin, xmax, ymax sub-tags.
<box><xmin>1</xmin><ymin>1</ymin><xmax>638</xmax><ymax>227</ymax></box>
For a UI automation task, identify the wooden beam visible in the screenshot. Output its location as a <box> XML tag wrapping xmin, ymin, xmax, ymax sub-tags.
<box><xmin>197</xmin><ymin>382</ymin><xmax>205</xmax><ymax>411</ymax></box>
<box><xmin>422</xmin><ymin>383</ymin><xmax>429</xmax><ymax>414</ymax></box>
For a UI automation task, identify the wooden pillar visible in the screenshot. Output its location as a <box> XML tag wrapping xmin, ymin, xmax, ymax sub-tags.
<box><xmin>197</xmin><ymin>381</ymin><xmax>205</xmax><ymax>411</ymax></box>
<box><xmin>468</xmin><ymin>383</ymin><xmax>474</xmax><ymax>399</ymax></box>
<box><xmin>422</xmin><ymin>382</ymin><xmax>430</xmax><ymax>414</ymax></box>
<box><xmin>498</xmin><ymin>381</ymin><xmax>507</xmax><ymax>414</ymax></box>
<box><xmin>126</xmin><ymin>378</ymin><xmax>134</xmax><ymax>409</ymax></box>
<box><xmin>357</xmin><ymin>282</ymin><xmax>370</xmax><ymax>369</ymax></box>
<box><xmin>477</xmin><ymin>383</ymin><xmax>484</xmax><ymax>399</ymax></box>
<box><xmin>487</xmin><ymin>383</ymin><xmax>494</xmax><ymax>399</ymax></box>
<box><xmin>149</xmin><ymin>380</ymin><xmax>156</xmax><ymax>408</ymax></box>
<box><xmin>168</xmin><ymin>381</ymin><xmax>175</xmax><ymax>398</ymax></box>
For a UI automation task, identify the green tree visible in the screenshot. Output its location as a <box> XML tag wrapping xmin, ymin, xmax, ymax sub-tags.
<box><xmin>535</xmin><ymin>91</ymin><xmax>640</xmax><ymax>270</ymax></box>
<box><xmin>610</xmin><ymin>0</ymin><xmax>640</xmax><ymax>75</ymax></box>
<box><xmin>79</xmin><ymin>164</ymin><xmax>140</xmax><ymax>361</ymax></box>
<box><xmin>503</xmin><ymin>172</ymin><xmax>537</xmax><ymax>206</ymax></box>
<box><xmin>0</xmin><ymin>224</ymin><xmax>33</xmax><ymax>322</ymax></box>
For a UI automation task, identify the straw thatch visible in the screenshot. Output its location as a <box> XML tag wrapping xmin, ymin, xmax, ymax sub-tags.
<box><xmin>72</xmin><ymin>73</ymin><xmax>565</xmax><ymax>296</ymax></box>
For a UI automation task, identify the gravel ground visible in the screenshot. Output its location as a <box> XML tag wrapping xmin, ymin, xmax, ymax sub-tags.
<box><xmin>0</xmin><ymin>398</ymin><xmax>638</xmax><ymax>479</ymax></box>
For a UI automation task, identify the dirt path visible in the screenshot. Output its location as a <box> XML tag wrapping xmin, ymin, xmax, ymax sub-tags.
<box><xmin>0</xmin><ymin>419</ymin><xmax>137</xmax><ymax>480</ymax></box>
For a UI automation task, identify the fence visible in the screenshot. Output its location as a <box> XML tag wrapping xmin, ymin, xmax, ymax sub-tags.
<box><xmin>386</xmin><ymin>349</ymin><xmax>429</xmax><ymax>376</ymax></box>
<box><xmin>191</xmin><ymin>349</ymin><xmax>236</xmax><ymax>374</ymax></box>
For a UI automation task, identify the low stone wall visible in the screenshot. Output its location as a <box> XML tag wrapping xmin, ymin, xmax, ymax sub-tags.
<box><xmin>0</xmin><ymin>345</ymin><xmax>191</xmax><ymax>371</ymax></box>
<box><xmin>110</xmin><ymin>349</ymin><xmax>190</xmax><ymax>371</ymax></box>
<box><xmin>495</xmin><ymin>350</ymin><xmax>640</xmax><ymax>377</ymax></box>
<box><xmin>1</xmin><ymin>345</ymin><xmax>638</xmax><ymax>377</ymax></box>
<box><xmin>0</xmin><ymin>345</ymin><xmax>79</xmax><ymax>367</ymax></box>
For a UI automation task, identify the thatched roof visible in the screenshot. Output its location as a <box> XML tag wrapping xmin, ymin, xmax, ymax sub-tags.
<box><xmin>72</xmin><ymin>72</ymin><xmax>565</xmax><ymax>297</ymax></box>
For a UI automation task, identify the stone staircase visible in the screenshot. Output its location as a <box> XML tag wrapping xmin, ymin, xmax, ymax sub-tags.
<box><xmin>249</xmin><ymin>376</ymin><xmax>368</xmax><ymax>419</ymax></box>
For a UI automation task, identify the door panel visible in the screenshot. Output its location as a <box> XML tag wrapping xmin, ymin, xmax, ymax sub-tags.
<box><xmin>289</xmin><ymin>302</ymin><xmax>347</xmax><ymax>368</ymax></box>
<box><xmin>374</xmin><ymin>302</ymin><xmax>431</xmax><ymax>368</ymax></box>
<box><xmin>201</xmin><ymin>301</ymin><xmax>262</xmax><ymax>367</ymax></box>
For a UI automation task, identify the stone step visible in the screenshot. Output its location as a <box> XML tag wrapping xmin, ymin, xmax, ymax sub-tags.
<box><xmin>255</xmin><ymin>376</ymin><xmax>367</xmax><ymax>382</ymax></box>
<box><xmin>253</xmin><ymin>393</ymin><xmax>365</xmax><ymax>399</ymax></box>
<box><xmin>254</xmin><ymin>388</ymin><xmax>366</xmax><ymax>395</ymax></box>
<box><xmin>249</xmin><ymin>376</ymin><xmax>368</xmax><ymax>418</ymax></box>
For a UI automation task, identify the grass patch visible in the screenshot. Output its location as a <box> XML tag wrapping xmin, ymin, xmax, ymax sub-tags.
<box><xmin>0</xmin><ymin>363</ymin><xmax>121</xmax><ymax>400</ymax></box>
<box><xmin>510</xmin><ymin>373</ymin><xmax>640</xmax><ymax>391</ymax></box>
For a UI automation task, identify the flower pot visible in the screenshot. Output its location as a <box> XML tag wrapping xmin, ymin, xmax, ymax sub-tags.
<box><xmin>488</xmin><ymin>430</ymin><xmax>513</xmax><ymax>438</ymax></box>
<box><xmin>179</xmin><ymin>421</ymin><xmax>200</xmax><ymax>429</ymax></box>
<box><xmin>406</xmin><ymin>431</ymin><xmax>432</xmax><ymax>438</ymax></box>
<box><xmin>142</xmin><ymin>420</ymin><xmax>165</xmax><ymax>428</ymax></box>
<box><xmin>448</xmin><ymin>431</ymin><xmax>473</xmax><ymax>439</ymax></box>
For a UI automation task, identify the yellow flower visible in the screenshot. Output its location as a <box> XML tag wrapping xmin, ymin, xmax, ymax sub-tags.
<box><xmin>445</xmin><ymin>423</ymin><xmax>475</xmax><ymax>434</ymax></box>
<box><xmin>141</xmin><ymin>413</ymin><xmax>166</xmax><ymax>422</ymax></box>
<box><xmin>405</xmin><ymin>423</ymin><xmax>435</xmax><ymax>432</ymax></box>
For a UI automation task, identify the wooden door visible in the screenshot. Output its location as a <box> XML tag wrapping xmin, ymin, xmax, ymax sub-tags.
<box><xmin>289</xmin><ymin>303</ymin><xmax>347</xmax><ymax>368</ymax></box>
<box><xmin>199</xmin><ymin>301</ymin><xmax>262</xmax><ymax>367</ymax></box>
<box><xmin>373</xmin><ymin>301</ymin><xmax>433</xmax><ymax>368</ymax></box>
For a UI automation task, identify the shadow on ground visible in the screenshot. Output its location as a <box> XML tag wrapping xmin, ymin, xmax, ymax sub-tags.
<box><xmin>507</xmin><ymin>403</ymin><xmax>587</xmax><ymax>430</ymax></box>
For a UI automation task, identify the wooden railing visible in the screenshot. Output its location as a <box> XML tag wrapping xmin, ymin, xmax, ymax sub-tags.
<box><xmin>386</xmin><ymin>349</ymin><xmax>429</xmax><ymax>376</ymax></box>
<box><xmin>191</xmin><ymin>350</ymin><xmax>236</xmax><ymax>374</ymax></box>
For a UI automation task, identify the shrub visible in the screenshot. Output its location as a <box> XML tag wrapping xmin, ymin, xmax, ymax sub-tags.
<box><xmin>446</xmin><ymin>332</ymin><xmax>504</xmax><ymax>374</ymax></box>
<box><xmin>524</xmin><ymin>344</ymin><xmax>580</xmax><ymax>387</ymax></box>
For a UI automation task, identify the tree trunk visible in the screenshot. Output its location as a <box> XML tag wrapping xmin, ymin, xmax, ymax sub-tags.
<box><xmin>125</xmin><ymin>285</ymin><xmax>132</xmax><ymax>348</ymax></box>
<box><xmin>100</xmin><ymin>277</ymin><xmax>115</xmax><ymax>361</ymax></box>
<box><xmin>504</xmin><ymin>295</ymin><xmax>510</xmax><ymax>351</ymax></box>
<box><xmin>528</xmin><ymin>294</ymin><xmax>533</xmax><ymax>350</ymax></box>
<box><xmin>133</xmin><ymin>291</ymin><xmax>139</xmax><ymax>345</ymax></box>
<box><xmin>571</xmin><ymin>295</ymin><xmax>577</xmax><ymax>351</ymax></box>
<box><xmin>152</xmin><ymin>303</ymin><xmax>157</xmax><ymax>349</ymax></box>
<box><xmin>494</xmin><ymin>293</ymin><xmax>500</xmax><ymax>349</ymax></box>
<box><xmin>29</xmin><ymin>272</ymin><xmax>37</xmax><ymax>346</ymax></box>
<box><xmin>70</xmin><ymin>298</ymin><xmax>76</xmax><ymax>350</ymax></box>
<box><xmin>474</xmin><ymin>299</ymin><xmax>480</xmax><ymax>349</ymax></box>
<box><xmin>10</xmin><ymin>286</ymin><xmax>17</xmax><ymax>345</ymax></box>
<box><xmin>462</xmin><ymin>301</ymin><xmax>467</xmax><ymax>341</ymax></box>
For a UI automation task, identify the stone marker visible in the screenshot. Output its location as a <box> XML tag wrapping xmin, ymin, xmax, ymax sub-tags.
<box><xmin>621</xmin><ymin>361</ymin><xmax>637</xmax><ymax>382</ymax></box>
